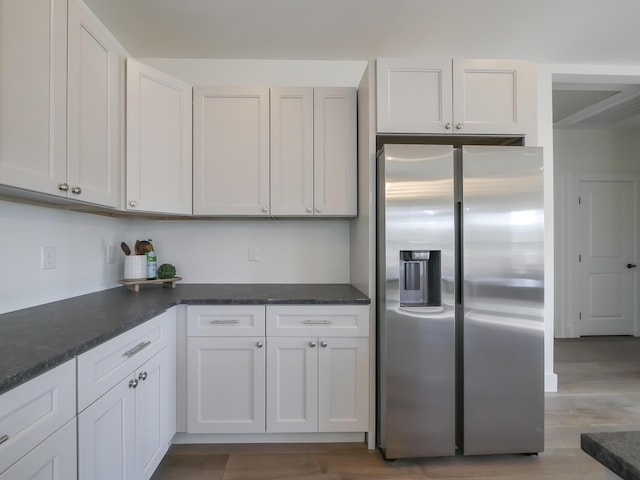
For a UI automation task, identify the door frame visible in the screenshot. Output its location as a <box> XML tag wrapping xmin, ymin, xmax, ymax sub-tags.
<box><xmin>566</xmin><ymin>173</ymin><xmax>639</xmax><ymax>338</ymax></box>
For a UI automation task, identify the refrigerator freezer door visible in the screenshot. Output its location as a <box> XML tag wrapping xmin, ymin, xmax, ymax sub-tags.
<box><xmin>377</xmin><ymin>144</ymin><xmax>456</xmax><ymax>459</ymax></box>
<box><xmin>461</xmin><ymin>146</ymin><xmax>544</xmax><ymax>455</ymax></box>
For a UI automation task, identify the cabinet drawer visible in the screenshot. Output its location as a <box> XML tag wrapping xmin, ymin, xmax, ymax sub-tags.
<box><xmin>77</xmin><ymin>310</ymin><xmax>172</xmax><ymax>412</ymax></box>
<box><xmin>266</xmin><ymin>305</ymin><xmax>369</xmax><ymax>337</ymax></box>
<box><xmin>0</xmin><ymin>360</ymin><xmax>76</xmax><ymax>475</ymax></box>
<box><xmin>187</xmin><ymin>305</ymin><xmax>266</xmax><ymax>337</ymax></box>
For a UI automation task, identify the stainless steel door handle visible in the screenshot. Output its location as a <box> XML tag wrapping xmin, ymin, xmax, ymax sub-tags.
<box><xmin>123</xmin><ymin>341</ymin><xmax>151</xmax><ymax>358</ymax></box>
<box><xmin>129</xmin><ymin>379</ymin><xmax>139</xmax><ymax>389</ymax></box>
<box><xmin>209</xmin><ymin>319</ymin><xmax>240</xmax><ymax>324</ymax></box>
<box><xmin>138</xmin><ymin>372</ymin><xmax>147</xmax><ymax>381</ymax></box>
<box><xmin>309</xmin><ymin>341</ymin><xmax>317</xmax><ymax>348</ymax></box>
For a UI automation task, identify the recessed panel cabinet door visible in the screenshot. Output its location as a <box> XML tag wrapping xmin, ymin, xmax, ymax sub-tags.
<box><xmin>67</xmin><ymin>0</ymin><xmax>121</xmax><ymax>207</ymax></box>
<box><xmin>314</xmin><ymin>87</ymin><xmax>357</xmax><ymax>216</ymax></box>
<box><xmin>318</xmin><ymin>337</ymin><xmax>369</xmax><ymax>432</ymax></box>
<box><xmin>126</xmin><ymin>59</ymin><xmax>192</xmax><ymax>214</ymax></box>
<box><xmin>187</xmin><ymin>336</ymin><xmax>266</xmax><ymax>433</ymax></box>
<box><xmin>0</xmin><ymin>0</ymin><xmax>67</xmax><ymax>196</ymax></box>
<box><xmin>193</xmin><ymin>87</ymin><xmax>270</xmax><ymax>216</ymax></box>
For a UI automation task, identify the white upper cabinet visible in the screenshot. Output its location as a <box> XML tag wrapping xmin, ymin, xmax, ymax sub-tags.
<box><xmin>377</xmin><ymin>58</ymin><xmax>536</xmax><ymax>137</ymax></box>
<box><xmin>313</xmin><ymin>87</ymin><xmax>357</xmax><ymax>216</ymax></box>
<box><xmin>126</xmin><ymin>59</ymin><xmax>193</xmax><ymax>214</ymax></box>
<box><xmin>270</xmin><ymin>87</ymin><xmax>314</xmax><ymax>216</ymax></box>
<box><xmin>67</xmin><ymin>0</ymin><xmax>121</xmax><ymax>207</ymax></box>
<box><xmin>0</xmin><ymin>0</ymin><xmax>68</xmax><ymax>197</ymax></box>
<box><xmin>193</xmin><ymin>87</ymin><xmax>270</xmax><ymax>216</ymax></box>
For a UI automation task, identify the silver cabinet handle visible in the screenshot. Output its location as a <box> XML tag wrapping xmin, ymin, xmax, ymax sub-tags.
<box><xmin>309</xmin><ymin>341</ymin><xmax>317</xmax><ymax>347</ymax></box>
<box><xmin>256</xmin><ymin>341</ymin><xmax>264</xmax><ymax>348</ymax></box>
<box><xmin>456</xmin><ymin>123</ymin><xmax>463</xmax><ymax>130</ymax></box>
<box><xmin>129</xmin><ymin>379</ymin><xmax>138</xmax><ymax>389</ymax></box>
<box><xmin>0</xmin><ymin>434</ymin><xmax>8</xmax><ymax>445</ymax></box>
<box><xmin>320</xmin><ymin>341</ymin><xmax>328</xmax><ymax>347</ymax></box>
<box><xmin>445</xmin><ymin>123</ymin><xmax>452</xmax><ymax>130</ymax></box>
<box><xmin>71</xmin><ymin>186</ymin><xmax>82</xmax><ymax>194</ymax></box>
<box><xmin>261</xmin><ymin>206</ymin><xmax>269</xmax><ymax>213</ymax></box>
<box><xmin>209</xmin><ymin>319</ymin><xmax>240</xmax><ymax>324</ymax></box>
<box><xmin>306</xmin><ymin>207</ymin><xmax>313</xmax><ymax>213</ymax></box>
<box><xmin>138</xmin><ymin>371</ymin><xmax>147</xmax><ymax>381</ymax></box>
<box><xmin>58</xmin><ymin>183</ymin><xmax>69</xmax><ymax>192</ymax></box>
<box><xmin>129</xmin><ymin>200</ymin><xmax>137</xmax><ymax>208</ymax></box>
<box><xmin>315</xmin><ymin>207</ymin><xmax>322</xmax><ymax>213</ymax></box>
<box><xmin>302</xmin><ymin>320</ymin><xmax>333</xmax><ymax>325</ymax></box>
<box><xmin>123</xmin><ymin>341</ymin><xmax>151</xmax><ymax>358</ymax></box>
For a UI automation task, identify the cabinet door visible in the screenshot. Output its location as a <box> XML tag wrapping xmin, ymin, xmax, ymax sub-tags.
<box><xmin>313</xmin><ymin>87</ymin><xmax>357</xmax><ymax>216</ymax></box>
<box><xmin>78</xmin><ymin>376</ymin><xmax>135</xmax><ymax>480</ymax></box>
<box><xmin>376</xmin><ymin>58</ymin><xmax>453</xmax><ymax>134</ymax></box>
<box><xmin>67</xmin><ymin>0</ymin><xmax>121</xmax><ymax>207</ymax></box>
<box><xmin>318</xmin><ymin>337</ymin><xmax>369</xmax><ymax>432</ymax></box>
<box><xmin>0</xmin><ymin>0</ymin><xmax>67</xmax><ymax>196</ymax></box>
<box><xmin>270</xmin><ymin>87</ymin><xmax>314</xmax><ymax>216</ymax></box>
<box><xmin>135</xmin><ymin>348</ymin><xmax>171</xmax><ymax>480</ymax></box>
<box><xmin>126</xmin><ymin>59</ymin><xmax>192</xmax><ymax>214</ymax></box>
<box><xmin>0</xmin><ymin>418</ymin><xmax>77</xmax><ymax>480</ymax></box>
<box><xmin>266</xmin><ymin>337</ymin><xmax>318</xmax><ymax>433</ymax></box>
<box><xmin>187</xmin><ymin>336</ymin><xmax>266</xmax><ymax>433</ymax></box>
<box><xmin>452</xmin><ymin>59</ymin><xmax>535</xmax><ymax>135</ymax></box>
<box><xmin>193</xmin><ymin>87</ymin><xmax>270</xmax><ymax>215</ymax></box>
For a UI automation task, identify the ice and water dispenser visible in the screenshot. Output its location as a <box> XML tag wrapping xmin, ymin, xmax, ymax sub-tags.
<box><xmin>399</xmin><ymin>250</ymin><xmax>441</xmax><ymax>307</ymax></box>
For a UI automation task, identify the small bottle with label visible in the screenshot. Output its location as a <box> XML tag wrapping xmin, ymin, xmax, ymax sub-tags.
<box><xmin>146</xmin><ymin>239</ymin><xmax>157</xmax><ymax>279</ymax></box>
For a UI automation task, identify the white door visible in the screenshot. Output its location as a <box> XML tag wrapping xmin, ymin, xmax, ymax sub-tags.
<box><xmin>193</xmin><ymin>87</ymin><xmax>270</xmax><ymax>215</ymax></box>
<box><xmin>187</xmin><ymin>336</ymin><xmax>266</xmax><ymax>433</ymax></box>
<box><xmin>266</xmin><ymin>337</ymin><xmax>318</xmax><ymax>433</ymax></box>
<box><xmin>78</xmin><ymin>377</ymin><xmax>136</xmax><ymax>480</ymax></box>
<box><xmin>0</xmin><ymin>419</ymin><xmax>77</xmax><ymax>480</ymax></box>
<box><xmin>317</xmin><ymin>337</ymin><xmax>369</xmax><ymax>432</ymax></box>
<box><xmin>126</xmin><ymin>59</ymin><xmax>192</xmax><ymax>214</ymax></box>
<box><xmin>576</xmin><ymin>179</ymin><xmax>637</xmax><ymax>336</ymax></box>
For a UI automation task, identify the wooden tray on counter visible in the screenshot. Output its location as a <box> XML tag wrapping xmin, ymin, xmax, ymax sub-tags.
<box><xmin>119</xmin><ymin>277</ymin><xmax>182</xmax><ymax>293</ymax></box>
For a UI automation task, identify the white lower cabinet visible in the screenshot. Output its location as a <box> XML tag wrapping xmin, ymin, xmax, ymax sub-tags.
<box><xmin>185</xmin><ymin>304</ymin><xmax>369</xmax><ymax>437</ymax></box>
<box><xmin>78</xmin><ymin>347</ymin><xmax>172</xmax><ymax>480</ymax></box>
<box><xmin>187</xmin><ymin>336</ymin><xmax>266</xmax><ymax>433</ymax></box>
<box><xmin>77</xmin><ymin>310</ymin><xmax>176</xmax><ymax>480</ymax></box>
<box><xmin>0</xmin><ymin>418</ymin><xmax>77</xmax><ymax>480</ymax></box>
<box><xmin>267</xmin><ymin>336</ymin><xmax>368</xmax><ymax>433</ymax></box>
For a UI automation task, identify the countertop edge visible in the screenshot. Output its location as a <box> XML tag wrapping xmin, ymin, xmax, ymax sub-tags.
<box><xmin>581</xmin><ymin>432</ymin><xmax>640</xmax><ymax>480</ymax></box>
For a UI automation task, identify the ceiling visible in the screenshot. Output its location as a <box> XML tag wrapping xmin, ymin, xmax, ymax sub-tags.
<box><xmin>83</xmin><ymin>0</ymin><xmax>640</xmax><ymax>129</ymax></box>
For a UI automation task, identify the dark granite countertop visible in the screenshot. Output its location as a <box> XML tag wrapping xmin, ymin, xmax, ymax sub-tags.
<box><xmin>581</xmin><ymin>431</ymin><xmax>640</xmax><ymax>480</ymax></box>
<box><xmin>0</xmin><ymin>283</ymin><xmax>369</xmax><ymax>395</ymax></box>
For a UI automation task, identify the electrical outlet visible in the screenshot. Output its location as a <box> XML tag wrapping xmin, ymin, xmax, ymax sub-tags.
<box><xmin>248</xmin><ymin>245</ymin><xmax>259</xmax><ymax>262</ymax></box>
<box><xmin>42</xmin><ymin>245</ymin><xmax>56</xmax><ymax>270</ymax></box>
<box><xmin>107</xmin><ymin>244</ymin><xmax>117</xmax><ymax>264</ymax></box>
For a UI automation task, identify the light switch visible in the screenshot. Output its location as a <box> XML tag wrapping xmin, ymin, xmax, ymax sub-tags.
<box><xmin>42</xmin><ymin>245</ymin><xmax>56</xmax><ymax>270</ymax></box>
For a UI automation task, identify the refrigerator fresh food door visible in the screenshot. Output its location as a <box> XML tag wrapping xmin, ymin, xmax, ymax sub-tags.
<box><xmin>377</xmin><ymin>144</ymin><xmax>456</xmax><ymax>459</ymax></box>
<box><xmin>461</xmin><ymin>145</ymin><xmax>544</xmax><ymax>455</ymax></box>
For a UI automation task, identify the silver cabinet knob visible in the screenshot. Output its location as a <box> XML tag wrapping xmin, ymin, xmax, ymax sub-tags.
<box><xmin>456</xmin><ymin>123</ymin><xmax>463</xmax><ymax>130</ymax></box>
<box><xmin>256</xmin><ymin>341</ymin><xmax>264</xmax><ymax>348</ymax></box>
<box><xmin>320</xmin><ymin>341</ymin><xmax>328</xmax><ymax>347</ymax></box>
<box><xmin>138</xmin><ymin>372</ymin><xmax>147</xmax><ymax>381</ymax></box>
<box><xmin>129</xmin><ymin>200</ymin><xmax>137</xmax><ymax>208</ymax></box>
<box><xmin>0</xmin><ymin>434</ymin><xmax>8</xmax><ymax>445</ymax></box>
<box><xmin>445</xmin><ymin>123</ymin><xmax>452</xmax><ymax>130</ymax></box>
<box><xmin>261</xmin><ymin>206</ymin><xmax>269</xmax><ymax>213</ymax></box>
<box><xmin>71</xmin><ymin>186</ymin><xmax>81</xmax><ymax>195</ymax></box>
<box><xmin>129</xmin><ymin>379</ymin><xmax>138</xmax><ymax>389</ymax></box>
<box><xmin>315</xmin><ymin>207</ymin><xmax>322</xmax><ymax>213</ymax></box>
<box><xmin>309</xmin><ymin>341</ymin><xmax>317</xmax><ymax>348</ymax></box>
<box><xmin>58</xmin><ymin>183</ymin><xmax>69</xmax><ymax>192</ymax></box>
<box><xmin>306</xmin><ymin>207</ymin><xmax>313</xmax><ymax>213</ymax></box>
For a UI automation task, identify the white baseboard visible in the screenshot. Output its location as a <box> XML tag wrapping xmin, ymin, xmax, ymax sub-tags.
<box><xmin>545</xmin><ymin>371</ymin><xmax>558</xmax><ymax>392</ymax></box>
<box><xmin>172</xmin><ymin>432</ymin><xmax>366</xmax><ymax>444</ymax></box>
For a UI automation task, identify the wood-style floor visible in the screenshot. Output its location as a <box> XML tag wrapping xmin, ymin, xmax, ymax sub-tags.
<box><xmin>152</xmin><ymin>336</ymin><xmax>640</xmax><ymax>479</ymax></box>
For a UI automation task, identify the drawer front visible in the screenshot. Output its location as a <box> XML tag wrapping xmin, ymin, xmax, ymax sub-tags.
<box><xmin>77</xmin><ymin>309</ymin><xmax>172</xmax><ymax>412</ymax></box>
<box><xmin>0</xmin><ymin>360</ymin><xmax>76</xmax><ymax>475</ymax></box>
<box><xmin>266</xmin><ymin>305</ymin><xmax>369</xmax><ymax>337</ymax></box>
<box><xmin>187</xmin><ymin>305</ymin><xmax>266</xmax><ymax>337</ymax></box>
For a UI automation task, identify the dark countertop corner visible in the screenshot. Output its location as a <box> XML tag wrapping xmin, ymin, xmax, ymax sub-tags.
<box><xmin>581</xmin><ymin>431</ymin><xmax>640</xmax><ymax>480</ymax></box>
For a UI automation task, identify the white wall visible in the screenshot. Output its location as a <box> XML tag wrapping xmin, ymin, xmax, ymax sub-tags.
<box><xmin>131</xmin><ymin>218</ymin><xmax>350</xmax><ymax>284</ymax></box>
<box><xmin>0</xmin><ymin>200</ymin><xmax>131</xmax><ymax>314</ymax></box>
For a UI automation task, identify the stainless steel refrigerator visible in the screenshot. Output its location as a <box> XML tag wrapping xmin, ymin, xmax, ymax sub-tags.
<box><xmin>376</xmin><ymin>144</ymin><xmax>544</xmax><ymax>460</ymax></box>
